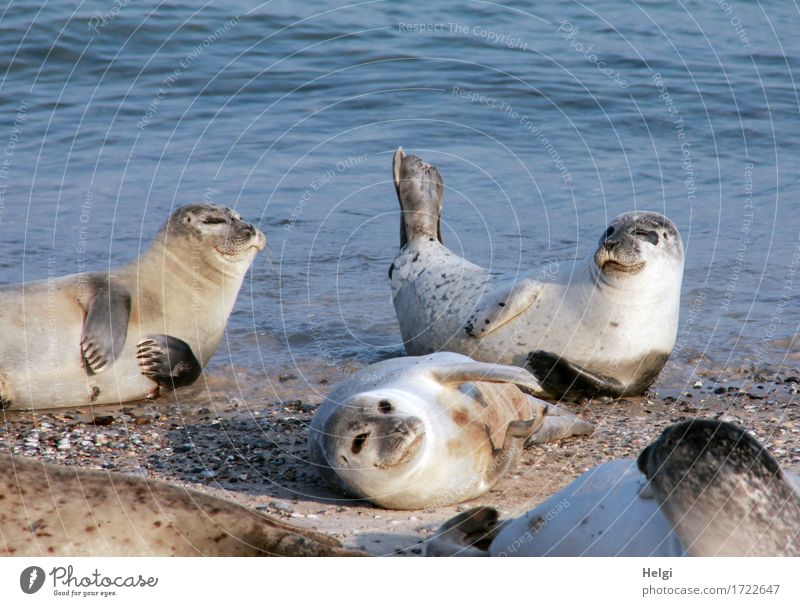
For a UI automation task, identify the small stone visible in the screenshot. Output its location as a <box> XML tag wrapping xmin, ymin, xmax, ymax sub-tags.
<box><xmin>279</xmin><ymin>373</ymin><xmax>297</xmax><ymax>383</ymax></box>
<box><xmin>199</xmin><ymin>470</ymin><xmax>217</xmax><ymax>479</ymax></box>
<box><xmin>713</xmin><ymin>387</ymin><xmax>726</xmax><ymax>394</ymax></box>
<box><xmin>693</xmin><ymin>381</ymin><xmax>702</xmax><ymax>388</ymax></box>
<box><xmin>269</xmin><ymin>501</ymin><xmax>293</xmax><ymax>514</ymax></box>
<box><xmin>57</xmin><ymin>438</ymin><xmax>71</xmax><ymax>451</ymax></box>
<box><xmin>93</xmin><ymin>415</ymin><xmax>114</xmax><ymax>426</ymax></box>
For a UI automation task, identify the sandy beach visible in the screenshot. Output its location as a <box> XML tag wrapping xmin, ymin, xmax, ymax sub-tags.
<box><xmin>2</xmin><ymin>355</ymin><xmax>798</xmax><ymax>556</ymax></box>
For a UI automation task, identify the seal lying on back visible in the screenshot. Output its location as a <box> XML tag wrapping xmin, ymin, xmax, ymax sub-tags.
<box><xmin>427</xmin><ymin>420</ymin><xmax>800</xmax><ymax>556</ymax></box>
<box><xmin>0</xmin><ymin>454</ymin><xmax>362</xmax><ymax>556</ymax></box>
<box><xmin>389</xmin><ymin>149</ymin><xmax>684</xmax><ymax>401</ymax></box>
<box><xmin>0</xmin><ymin>204</ymin><xmax>265</xmax><ymax>410</ymax></box>
<box><xmin>308</xmin><ymin>352</ymin><xmax>593</xmax><ymax>510</ymax></box>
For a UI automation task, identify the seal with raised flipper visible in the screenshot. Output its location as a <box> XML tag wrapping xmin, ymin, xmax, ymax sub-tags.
<box><xmin>0</xmin><ymin>203</ymin><xmax>265</xmax><ymax>410</ymax></box>
<box><xmin>0</xmin><ymin>454</ymin><xmax>363</xmax><ymax>556</ymax></box>
<box><xmin>389</xmin><ymin>149</ymin><xmax>684</xmax><ymax>401</ymax></box>
<box><xmin>308</xmin><ymin>352</ymin><xmax>594</xmax><ymax>510</ymax></box>
<box><xmin>426</xmin><ymin>420</ymin><xmax>800</xmax><ymax>556</ymax></box>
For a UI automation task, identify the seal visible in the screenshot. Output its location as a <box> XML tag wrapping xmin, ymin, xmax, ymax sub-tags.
<box><xmin>0</xmin><ymin>454</ymin><xmax>363</xmax><ymax>556</ymax></box>
<box><xmin>389</xmin><ymin>149</ymin><xmax>684</xmax><ymax>401</ymax></box>
<box><xmin>308</xmin><ymin>352</ymin><xmax>594</xmax><ymax>510</ymax></box>
<box><xmin>638</xmin><ymin>419</ymin><xmax>800</xmax><ymax>556</ymax></box>
<box><xmin>426</xmin><ymin>420</ymin><xmax>800</xmax><ymax>556</ymax></box>
<box><xmin>0</xmin><ymin>203</ymin><xmax>265</xmax><ymax>410</ymax></box>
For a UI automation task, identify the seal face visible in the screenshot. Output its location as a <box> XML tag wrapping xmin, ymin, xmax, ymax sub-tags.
<box><xmin>427</xmin><ymin>420</ymin><xmax>800</xmax><ymax>557</ymax></box>
<box><xmin>308</xmin><ymin>352</ymin><xmax>593</xmax><ymax>510</ymax></box>
<box><xmin>638</xmin><ymin>420</ymin><xmax>800</xmax><ymax>556</ymax></box>
<box><xmin>0</xmin><ymin>203</ymin><xmax>265</xmax><ymax>409</ymax></box>
<box><xmin>0</xmin><ymin>454</ymin><xmax>361</xmax><ymax>556</ymax></box>
<box><xmin>389</xmin><ymin>149</ymin><xmax>685</xmax><ymax>400</ymax></box>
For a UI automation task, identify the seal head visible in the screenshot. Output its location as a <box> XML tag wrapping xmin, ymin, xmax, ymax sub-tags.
<box><xmin>315</xmin><ymin>391</ymin><xmax>427</xmax><ymax>490</ymax></box>
<box><xmin>638</xmin><ymin>419</ymin><xmax>800</xmax><ymax>556</ymax></box>
<box><xmin>158</xmin><ymin>203</ymin><xmax>266</xmax><ymax>264</ymax></box>
<box><xmin>594</xmin><ymin>212</ymin><xmax>683</xmax><ymax>279</ymax></box>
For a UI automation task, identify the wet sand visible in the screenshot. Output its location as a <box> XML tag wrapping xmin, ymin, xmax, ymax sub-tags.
<box><xmin>2</xmin><ymin>358</ymin><xmax>799</xmax><ymax>556</ymax></box>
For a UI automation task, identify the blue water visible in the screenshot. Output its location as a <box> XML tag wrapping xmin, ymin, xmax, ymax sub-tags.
<box><xmin>1</xmin><ymin>1</ymin><xmax>799</xmax><ymax>381</ymax></box>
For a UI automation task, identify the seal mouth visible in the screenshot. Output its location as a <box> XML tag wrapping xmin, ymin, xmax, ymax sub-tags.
<box><xmin>599</xmin><ymin>259</ymin><xmax>646</xmax><ymax>274</ymax></box>
<box><xmin>375</xmin><ymin>431</ymin><xmax>424</xmax><ymax>469</ymax></box>
<box><xmin>251</xmin><ymin>229</ymin><xmax>267</xmax><ymax>251</ymax></box>
<box><xmin>218</xmin><ymin>227</ymin><xmax>267</xmax><ymax>258</ymax></box>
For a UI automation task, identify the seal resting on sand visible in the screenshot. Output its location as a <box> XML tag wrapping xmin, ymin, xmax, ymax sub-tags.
<box><xmin>426</xmin><ymin>420</ymin><xmax>800</xmax><ymax>556</ymax></box>
<box><xmin>309</xmin><ymin>352</ymin><xmax>593</xmax><ymax>510</ymax></box>
<box><xmin>389</xmin><ymin>149</ymin><xmax>684</xmax><ymax>401</ymax></box>
<box><xmin>0</xmin><ymin>203</ymin><xmax>265</xmax><ymax>410</ymax></box>
<box><xmin>0</xmin><ymin>454</ymin><xmax>362</xmax><ymax>556</ymax></box>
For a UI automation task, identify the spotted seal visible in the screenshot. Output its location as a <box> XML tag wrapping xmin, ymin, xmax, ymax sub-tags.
<box><xmin>426</xmin><ymin>420</ymin><xmax>800</xmax><ymax>556</ymax></box>
<box><xmin>308</xmin><ymin>352</ymin><xmax>593</xmax><ymax>510</ymax></box>
<box><xmin>389</xmin><ymin>149</ymin><xmax>684</xmax><ymax>401</ymax></box>
<box><xmin>0</xmin><ymin>454</ymin><xmax>361</xmax><ymax>556</ymax></box>
<box><xmin>0</xmin><ymin>203</ymin><xmax>265</xmax><ymax>410</ymax></box>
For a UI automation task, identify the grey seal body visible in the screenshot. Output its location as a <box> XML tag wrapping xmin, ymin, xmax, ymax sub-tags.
<box><xmin>427</xmin><ymin>420</ymin><xmax>799</xmax><ymax>556</ymax></box>
<box><xmin>638</xmin><ymin>419</ymin><xmax>800</xmax><ymax>556</ymax></box>
<box><xmin>0</xmin><ymin>204</ymin><xmax>265</xmax><ymax>410</ymax></box>
<box><xmin>0</xmin><ymin>454</ymin><xmax>361</xmax><ymax>556</ymax></box>
<box><xmin>308</xmin><ymin>352</ymin><xmax>593</xmax><ymax>510</ymax></box>
<box><xmin>389</xmin><ymin>149</ymin><xmax>684</xmax><ymax>401</ymax></box>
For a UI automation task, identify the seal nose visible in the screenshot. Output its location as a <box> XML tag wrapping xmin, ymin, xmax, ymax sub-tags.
<box><xmin>603</xmin><ymin>238</ymin><xmax>619</xmax><ymax>252</ymax></box>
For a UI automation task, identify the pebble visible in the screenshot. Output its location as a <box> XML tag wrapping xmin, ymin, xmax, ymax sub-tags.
<box><xmin>269</xmin><ymin>501</ymin><xmax>293</xmax><ymax>514</ymax></box>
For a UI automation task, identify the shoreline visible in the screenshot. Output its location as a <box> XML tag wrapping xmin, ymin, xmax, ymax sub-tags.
<box><xmin>2</xmin><ymin>360</ymin><xmax>799</xmax><ymax>556</ymax></box>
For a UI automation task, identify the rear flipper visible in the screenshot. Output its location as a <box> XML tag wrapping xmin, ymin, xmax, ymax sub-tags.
<box><xmin>526</xmin><ymin>350</ymin><xmax>625</xmax><ymax>401</ymax></box>
<box><xmin>526</xmin><ymin>399</ymin><xmax>595</xmax><ymax>445</ymax></box>
<box><xmin>136</xmin><ymin>335</ymin><xmax>202</xmax><ymax>390</ymax></box>
<box><xmin>425</xmin><ymin>507</ymin><xmax>502</xmax><ymax>557</ymax></box>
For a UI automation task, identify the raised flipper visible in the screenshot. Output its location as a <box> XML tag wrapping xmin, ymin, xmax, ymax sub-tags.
<box><xmin>464</xmin><ymin>278</ymin><xmax>542</xmax><ymax>338</ymax></box>
<box><xmin>81</xmin><ymin>276</ymin><xmax>132</xmax><ymax>374</ymax></box>
<box><xmin>526</xmin><ymin>350</ymin><xmax>625</xmax><ymax>401</ymax></box>
<box><xmin>393</xmin><ymin>147</ymin><xmax>443</xmax><ymax>247</ymax></box>
<box><xmin>426</xmin><ymin>507</ymin><xmax>502</xmax><ymax>557</ymax></box>
<box><xmin>526</xmin><ymin>400</ymin><xmax>595</xmax><ymax>445</ymax></box>
<box><xmin>136</xmin><ymin>335</ymin><xmax>202</xmax><ymax>390</ymax></box>
<box><xmin>429</xmin><ymin>362</ymin><xmax>544</xmax><ymax>396</ymax></box>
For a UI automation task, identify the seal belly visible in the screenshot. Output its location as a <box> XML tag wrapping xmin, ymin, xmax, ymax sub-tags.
<box><xmin>0</xmin><ymin>281</ymin><xmax>92</xmax><ymax>409</ymax></box>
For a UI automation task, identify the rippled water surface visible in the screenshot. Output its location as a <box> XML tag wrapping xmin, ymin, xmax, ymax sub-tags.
<box><xmin>1</xmin><ymin>1</ymin><xmax>799</xmax><ymax>385</ymax></box>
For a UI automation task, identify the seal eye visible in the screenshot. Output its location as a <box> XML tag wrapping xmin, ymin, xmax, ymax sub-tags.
<box><xmin>351</xmin><ymin>433</ymin><xmax>369</xmax><ymax>454</ymax></box>
<box><xmin>202</xmin><ymin>217</ymin><xmax>227</xmax><ymax>225</ymax></box>
<box><xmin>378</xmin><ymin>400</ymin><xmax>393</xmax><ymax>414</ymax></box>
<box><xmin>603</xmin><ymin>226</ymin><xmax>614</xmax><ymax>238</ymax></box>
<box><xmin>632</xmin><ymin>229</ymin><xmax>659</xmax><ymax>245</ymax></box>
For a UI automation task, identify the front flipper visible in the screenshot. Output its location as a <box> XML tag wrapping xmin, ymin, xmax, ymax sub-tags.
<box><xmin>485</xmin><ymin>415</ymin><xmax>542</xmax><ymax>487</ymax></box>
<box><xmin>136</xmin><ymin>335</ymin><xmax>202</xmax><ymax>390</ymax></box>
<box><xmin>426</xmin><ymin>507</ymin><xmax>502</xmax><ymax>557</ymax></box>
<box><xmin>81</xmin><ymin>276</ymin><xmax>132</xmax><ymax>374</ymax></box>
<box><xmin>464</xmin><ymin>278</ymin><xmax>542</xmax><ymax>338</ymax></box>
<box><xmin>526</xmin><ymin>350</ymin><xmax>625</xmax><ymax>401</ymax></box>
<box><xmin>430</xmin><ymin>362</ymin><xmax>544</xmax><ymax>396</ymax></box>
<box><xmin>526</xmin><ymin>400</ymin><xmax>595</xmax><ymax>445</ymax></box>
